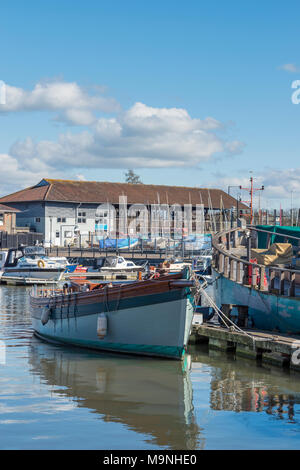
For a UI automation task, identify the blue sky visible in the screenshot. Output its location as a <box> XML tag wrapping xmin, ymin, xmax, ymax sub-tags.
<box><xmin>1</xmin><ymin>0</ymin><xmax>300</xmax><ymax>208</ymax></box>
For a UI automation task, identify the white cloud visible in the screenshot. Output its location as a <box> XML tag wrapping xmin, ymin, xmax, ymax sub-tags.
<box><xmin>279</xmin><ymin>63</ymin><xmax>300</xmax><ymax>73</ymax></box>
<box><xmin>0</xmin><ymin>153</ymin><xmax>61</xmax><ymax>196</ymax></box>
<box><xmin>0</xmin><ymin>80</ymin><xmax>120</xmax><ymax>125</ymax></box>
<box><xmin>8</xmin><ymin>102</ymin><xmax>242</xmax><ymax>176</ymax></box>
<box><xmin>211</xmin><ymin>168</ymin><xmax>300</xmax><ymax>207</ymax></box>
<box><xmin>0</xmin><ymin>80</ymin><xmax>245</xmax><ymax>194</ymax></box>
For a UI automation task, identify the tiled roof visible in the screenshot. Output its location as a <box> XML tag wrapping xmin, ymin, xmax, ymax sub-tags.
<box><xmin>0</xmin><ymin>204</ymin><xmax>20</xmax><ymax>213</ymax></box>
<box><xmin>0</xmin><ymin>179</ymin><xmax>249</xmax><ymax>210</ymax></box>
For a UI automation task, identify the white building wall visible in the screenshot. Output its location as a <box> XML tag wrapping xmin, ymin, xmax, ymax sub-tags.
<box><xmin>44</xmin><ymin>202</ymin><xmax>98</xmax><ymax>247</ymax></box>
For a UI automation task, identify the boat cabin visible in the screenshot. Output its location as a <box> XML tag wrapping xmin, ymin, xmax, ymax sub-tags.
<box><xmin>0</xmin><ymin>246</ymin><xmax>46</xmax><ymax>269</ymax></box>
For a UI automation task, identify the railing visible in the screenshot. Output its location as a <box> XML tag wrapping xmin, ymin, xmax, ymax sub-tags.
<box><xmin>212</xmin><ymin>226</ymin><xmax>300</xmax><ymax>298</ymax></box>
<box><xmin>45</xmin><ymin>236</ymin><xmax>212</xmax><ymax>261</ymax></box>
<box><xmin>0</xmin><ymin>231</ymin><xmax>44</xmax><ymax>249</ymax></box>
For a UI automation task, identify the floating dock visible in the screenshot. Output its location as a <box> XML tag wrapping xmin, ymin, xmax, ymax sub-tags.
<box><xmin>0</xmin><ymin>270</ymin><xmax>140</xmax><ymax>285</ymax></box>
<box><xmin>190</xmin><ymin>322</ymin><xmax>300</xmax><ymax>372</ymax></box>
<box><xmin>64</xmin><ymin>271</ymin><xmax>139</xmax><ymax>281</ymax></box>
<box><xmin>0</xmin><ymin>275</ymin><xmax>61</xmax><ymax>286</ymax></box>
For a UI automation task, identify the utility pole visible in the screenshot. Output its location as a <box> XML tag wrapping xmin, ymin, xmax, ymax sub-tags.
<box><xmin>240</xmin><ymin>176</ymin><xmax>264</xmax><ymax>225</ymax></box>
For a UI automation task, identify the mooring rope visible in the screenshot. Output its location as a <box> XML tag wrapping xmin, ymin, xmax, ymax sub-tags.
<box><xmin>197</xmin><ymin>281</ymin><xmax>256</xmax><ymax>345</ymax></box>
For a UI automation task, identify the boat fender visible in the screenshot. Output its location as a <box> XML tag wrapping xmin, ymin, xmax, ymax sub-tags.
<box><xmin>97</xmin><ymin>313</ymin><xmax>107</xmax><ymax>339</ymax></box>
<box><xmin>38</xmin><ymin>259</ymin><xmax>45</xmax><ymax>268</ymax></box>
<box><xmin>41</xmin><ymin>305</ymin><xmax>51</xmax><ymax>325</ymax></box>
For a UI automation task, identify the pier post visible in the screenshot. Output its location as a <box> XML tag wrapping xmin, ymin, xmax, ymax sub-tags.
<box><xmin>262</xmin><ymin>352</ymin><xmax>289</xmax><ymax>368</ymax></box>
<box><xmin>235</xmin><ymin>344</ymin><xmax>259</xmax><ymax>360</ymax></box>
<box><xmin>289</xmin><ymin>272</ymin><xmax>296</xmax><ymax>297</ymax></box>
<box><xmin>220</xmin><ymin>304</ymin><xmax>233</xmax><ymax>327</ymax></box>
<box><xmin>251</xmin><ymin>264</ymin><xmax>257</xmax><ymax>288</ymax></box>
<box><xmin>236</xmin><ymin>261</ymin><xmax>243</xmax><ymax>283</ymax></box>
<box><xmin>259</xmin><ymin>266</ymin><xmax>266</xmax><ymax>291</ymax></box>
<box><xmin>247</xmin><ymin>235</ymin><xmax>251</xmax><ymax>261</ymax></box>
<box><xmin>230</xmin><ymin>259</ymin><xmax>235</xmax><ymax>280</ymax></box>
<box><xmin>280</xmin><ymin>271</ymin><xmax>285</xmax><ymax>295</ymax></box>
<box><xmin>226</xmin><ymin>232</ymin><xmax>230</xmax><ymax>250</ymax></box>
<box><xmin>233</xmin><ymin>230</ymin><xmax>238</xmax><ymax>248</ymax></box>
<box><xmin>237</xmin><ymin>305</ymin><xmax>248</xmax><ymax>327</ymax></box>
<box><xmin>243</xmin><ymin>264</ymin><xmax>249</xmax><ymax>285</ymax></box>
<box><xmin>209</xmin><ymin>337</ymin><xmax>235</xmax><ymax>351</ymax></box>
<box><xmin>218</xmin><ymin>253</ymin><xmax>224</xmax><ymax>273</ymax></box>
<box><xmin>224</xmin><ymin>256</ymin><xmax>229</xmax><ymax>277</ymax></box>
<box><xmin>269</xmin><ymin>269</ymin><xmax>276</xmax><ymax>291</ymax></box>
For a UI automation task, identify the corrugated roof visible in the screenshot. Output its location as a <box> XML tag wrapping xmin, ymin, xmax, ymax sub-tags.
<box><xmin>0</xmin><ymin>179</ymin><xmax>249</xmax><ymax>210</ymax></box>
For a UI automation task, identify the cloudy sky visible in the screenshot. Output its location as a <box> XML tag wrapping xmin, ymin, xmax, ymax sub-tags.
<box><xmin>1</xmin><ymin>0</ymin><xmax>300</xmax><ymax>208</ymax></box>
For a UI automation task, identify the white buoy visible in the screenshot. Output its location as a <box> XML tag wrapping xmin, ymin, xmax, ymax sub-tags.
<box><xmin>97</xmin><ymin>313</ymin><xmax>107</xmax><ymax>339</ymax></box>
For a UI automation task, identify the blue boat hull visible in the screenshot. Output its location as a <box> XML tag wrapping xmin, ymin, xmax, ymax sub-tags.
<box><xmin>213</xmin><ymin>268</ymin><xmax>300</xmax><ymax>334</ymax></box>
<box><xmin>99</xmin><ymin>238</ymin><xmax>139</xmax><ymax>250</ymax></box>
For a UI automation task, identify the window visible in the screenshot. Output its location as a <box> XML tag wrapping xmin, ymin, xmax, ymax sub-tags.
<box><xmin>35</xmin><ymin>217</ymin><xmax>40</xmax><ymax>223</ymax></box>
<box><xmin>57</xmin><ymin>217</ymin><xmax>66</xmax><ymax>223</ymax></box>
<box><xmin>64</xmin><ymin>231</ymin><xmax>72</xmax><ymax>238</ymax></box>
<box><xmin>55</xmin><ymin>231</ymin><xmax>60</xmax><ymax>238</ymax></box>
<box><xmin>77</xmin><ymin>211</ymin><xmax>86</xmax><ymax>223</ymax></box>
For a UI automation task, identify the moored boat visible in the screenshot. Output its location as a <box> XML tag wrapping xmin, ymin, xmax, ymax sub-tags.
<box><xmin>30</xmin><ymin>268</ymin><xmax>198</xmax><ymax>360</ymax></box>
<box><xmin>212</xmin><ymin>226</ymin><xmax>300</xmax><ymax>334</ymax></box>
<box><xmin>96</xmin><ymin>255</ymin><xmax>147</xmax><ymax>273</ymax></box>
<box><xmin>0</xmin><ymin>246</ymin><xmax>71</xmax><ymax>283</ymax></box>
<box><xmin>98</xmin><ymin>237</ymin><xmax>139</xmax><ymax>250</ymax></box>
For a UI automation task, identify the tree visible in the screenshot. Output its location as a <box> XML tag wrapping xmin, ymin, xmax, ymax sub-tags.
<box><xmin>124</xmin><ymin>169</ymin><xmax>142</xmax><ymax>184</ymax></box>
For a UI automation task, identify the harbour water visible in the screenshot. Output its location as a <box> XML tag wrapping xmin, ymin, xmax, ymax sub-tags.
<box><xmin>1</xmin><ymin>285</ymin><xmax>300</xmax><ymax>450</ymax></box>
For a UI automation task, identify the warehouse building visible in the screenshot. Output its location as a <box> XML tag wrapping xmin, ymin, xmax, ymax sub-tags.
<box><xmin>0</xmin><ymin>178</ymin><xmax>248</xmax><ymax>246</ymax></box>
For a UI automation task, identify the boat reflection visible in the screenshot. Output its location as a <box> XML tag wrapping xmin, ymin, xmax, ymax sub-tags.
<box><xmin>28</xmin><ymin>339</ymin><xmax>203</xmax><ymax>449</ymax></box>
<box><xmin>190</xmin><ymin>345</ymin><xmax>300</xmax><ymax>423</ymax></box>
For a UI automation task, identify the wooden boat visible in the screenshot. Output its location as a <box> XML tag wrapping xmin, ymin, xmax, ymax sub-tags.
<box><xmin>30</xmin><ymin>268</ymin><xmax>198</xmax><ymax>360</ymax></box>
<box><xmin>212</xmin><ymin>226</ymin><xmax>300</xmax><ymax>334</ymax></box>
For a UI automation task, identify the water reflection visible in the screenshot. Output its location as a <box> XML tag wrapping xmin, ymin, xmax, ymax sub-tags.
<box><xmin>190</xmin><ymin>345</ymin><xmax>300</xmax><ymax>424</ymax></box>
<box><xmin>0</xmin><ymin>286</ymin><xmax>32</xmax><ymax>345</ymax></box>
<box><xmin>2</xmin><ymin>285</ymin><xmax>300</xmax><ymax>449</ymax></box>
<box><xmin>28</xmin><ymin>339</ymin><xmax>203</xmax><ymax>449</ymax></box>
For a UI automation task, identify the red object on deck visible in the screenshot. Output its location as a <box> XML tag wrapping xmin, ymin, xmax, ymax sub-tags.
<box><xmin>248</xmin><ymin>258</ymin><xmax>267</xmax><ymax>287</ymax></box>
<box><xmin>70</xmin><ymin>265</ymin><xmax>88</xmax><ymax>280</ymax></box>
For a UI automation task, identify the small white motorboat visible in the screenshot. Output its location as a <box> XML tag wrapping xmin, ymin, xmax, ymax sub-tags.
<box><xmin>0</xmin><ymin>246</ymin><xmax>70</xmax><ymax>283</ymax></box>
<box><xmin>96</xmin><ymin>255</ymin><xmax>147</xmax><ymax>273</ymax></box>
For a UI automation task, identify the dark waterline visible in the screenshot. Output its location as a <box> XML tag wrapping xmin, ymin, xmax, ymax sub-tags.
<box><xmin>0</xmin><ymin>285</ymin><xmax>300</xmax><ymax>450</ymax></box>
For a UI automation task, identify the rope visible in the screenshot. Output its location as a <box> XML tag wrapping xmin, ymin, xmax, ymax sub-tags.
<box><xmin>190</xmin><ymin>269</ymin><xmax>203</xmax><ymax>310</ymax></box>
<box><xmin>104</xmin><ymin>285</ymin><xmax>110</xmax><ymax>313</ymax></box>
<box><xmin>198</xmin><ymin>282</ymin><xmax>257</xmax><ymax>346</ymax></box>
